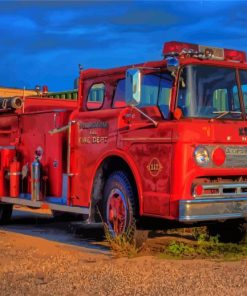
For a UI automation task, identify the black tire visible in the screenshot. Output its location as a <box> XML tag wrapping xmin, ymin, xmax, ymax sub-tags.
<box><xmin>0</xmin><ymin>204</ymin><xmax>13</xmax><ymax>225</ymax></box>
<box><xmin>207</xmin><ymin>221</ymin><xmax>246</xmax><ymax>243</ymax></box>
<box><xmin>103</xmin><ymin>171</ymin><xmax>136</xmax><ymax>237</ymax></box>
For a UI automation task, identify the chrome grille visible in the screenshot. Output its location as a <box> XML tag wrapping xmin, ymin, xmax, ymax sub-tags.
<box><xmin>203</xmin><ymin>145</ymin><xmax>247</xmax><ymax>168</ymax></box>
<box><xmin>193</xmin><ymin>182</ymin><xmax>247</xmax><ymax>199</ymax></box>
<box><xmin>225</xmin><ymin>146</ymin><xmax>247</xmax><ymax>168</ymax></box>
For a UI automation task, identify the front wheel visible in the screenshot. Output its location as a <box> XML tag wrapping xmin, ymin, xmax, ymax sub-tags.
<box><xmin>0</xmin><ymin>204</ymin><xmax>13</xmax><ymax>224</ymax></box>
<box><xmin>103</xmin><ymin>171</ymin><xmax>136</xmax><ymax>237</ymax></box>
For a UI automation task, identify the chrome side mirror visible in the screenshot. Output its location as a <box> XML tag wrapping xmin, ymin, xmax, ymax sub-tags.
<box><xmin>125</xmin><ymin>68</ymin><xmax>141</xmax><ymax>106</ymax></box>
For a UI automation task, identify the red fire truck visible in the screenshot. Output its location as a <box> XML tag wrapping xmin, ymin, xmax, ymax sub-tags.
<box><xmin>1</xmin><ymin>41</ymin><xmax>247</xmax><ymax>241</ymax></box>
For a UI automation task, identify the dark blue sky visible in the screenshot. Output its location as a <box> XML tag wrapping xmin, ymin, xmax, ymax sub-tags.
<box><xmin>1</xmin><ymin>0</ymin><xmax>247</xmax><ymax>91</ymax></box>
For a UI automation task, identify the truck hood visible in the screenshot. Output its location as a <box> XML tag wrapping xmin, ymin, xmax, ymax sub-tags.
<box><xmin>173</xmin><ymin>119</ymin><xmax>247</xmax><ymax>145</ymax></box>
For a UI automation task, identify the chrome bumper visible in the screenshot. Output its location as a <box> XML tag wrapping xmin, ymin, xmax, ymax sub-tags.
<box><xmin>179</xmin><ymin>197</ymin><xmax>247</xmax><ymax>222</ymax></box>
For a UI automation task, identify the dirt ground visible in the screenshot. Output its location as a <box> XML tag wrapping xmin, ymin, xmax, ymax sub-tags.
<box><xmin>0</xmin><ymin>209</ymin><xmax>247</xmax><ymax>296</ymax></box>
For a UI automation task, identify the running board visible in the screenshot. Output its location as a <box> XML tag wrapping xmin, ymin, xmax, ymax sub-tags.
<box><xmin>0</xmin><ymin>197</ymin><xmax>89</xmax><ymax>215</ymax></box>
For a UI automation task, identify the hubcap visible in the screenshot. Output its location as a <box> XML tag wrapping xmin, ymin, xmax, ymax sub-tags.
<box><xmin>106</xmin><ymin>189</ymin><xmax>127</xmax><ymax>235</ymax></box>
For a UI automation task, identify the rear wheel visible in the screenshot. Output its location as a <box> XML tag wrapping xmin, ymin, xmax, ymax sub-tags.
<box><xmin>207</xmin><ymin>220</ymin><xmax>246</xmax><ymax>243</ymax></box>
<box><xmin>103</xmin><ymin>171</ymin><xmax>136</xmax><ymax>237</ymax></box>
<box><xmin>0</xmin><ymin>204</ymin><xmax>13</xmax><ymax>224</ymax></box>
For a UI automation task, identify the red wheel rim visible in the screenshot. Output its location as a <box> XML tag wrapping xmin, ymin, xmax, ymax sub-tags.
<box><xmin>106</xmin><ymin>189</ymin><xmax>127</xmax><ymax>235</ymax></box>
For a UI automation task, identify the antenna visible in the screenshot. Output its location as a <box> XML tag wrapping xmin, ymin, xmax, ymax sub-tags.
<box><xmin>78</xmin><ymin>64</ymin><xmax>83</xmax><ymax>72</ymax></box>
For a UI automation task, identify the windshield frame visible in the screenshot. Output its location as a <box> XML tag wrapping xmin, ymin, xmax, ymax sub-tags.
<box><xmin>175</xmin><ymin>64</ymin><xmax>246</xmax><ymax>121</ymax></box>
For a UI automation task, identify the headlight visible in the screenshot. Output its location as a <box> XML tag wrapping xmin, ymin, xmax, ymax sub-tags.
<box><xmin>194</xmin><ymin>146</ymin><xmax>210</xmax><ymax>166</ymax></box>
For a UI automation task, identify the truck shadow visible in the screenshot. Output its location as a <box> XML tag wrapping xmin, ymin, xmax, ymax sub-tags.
<box><xmin>0</xmin><ymin>209</ymin><xmax>109</xmax><ymax>254</ymax></box>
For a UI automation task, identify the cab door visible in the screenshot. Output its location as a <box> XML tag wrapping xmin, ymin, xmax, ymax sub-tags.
<box><xmin>116</xmin><ymin>72</ymin><xmax>174</xmax><ymax>218</ymax></box>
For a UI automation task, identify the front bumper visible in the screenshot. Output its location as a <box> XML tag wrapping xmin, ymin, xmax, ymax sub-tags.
<box><xmin>179</xmin><ymin>197</ymin><xmax>247</xmax><ymax>222</ymax></box>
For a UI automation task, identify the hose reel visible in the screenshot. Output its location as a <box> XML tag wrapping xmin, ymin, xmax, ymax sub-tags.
<box><xmin>0</xmin><ymin>97</ymin><xmax>23</xmax><ymax>110</ymax></box>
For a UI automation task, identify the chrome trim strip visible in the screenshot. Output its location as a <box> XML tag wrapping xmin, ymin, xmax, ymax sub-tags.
<box><xmin>122</xmin><ymin>137</ymin><xmax>172</xmax><ymax>142</ymax></box>
<box><xmin>8</xmin><ymin>172</ymin><xmax>22</xmax><ymax>176</ymax></box>
<box><xmin>202</xmin><ymin>183</ymin><xmax>247</xmax><ymax>189</ymax></box>
<box><xmin>179</xmin><ymin>197</ymin><xmax>247</xmax><ymax>222</ymax></box>
<box><xmin>0</xmin><ymin>146</ymin><xmax>15</xmax><ymax>150</ymax></box>
<box><xmin>0</xmin><ymin>196</ymin><xmax>89</xmax><ymax>215</ymax></box>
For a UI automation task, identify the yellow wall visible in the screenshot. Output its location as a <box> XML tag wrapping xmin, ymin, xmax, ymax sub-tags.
<box><xmin>0</xmin><ymin>87</ymin><xmax>36</xmax><ymax>97</ymax></box>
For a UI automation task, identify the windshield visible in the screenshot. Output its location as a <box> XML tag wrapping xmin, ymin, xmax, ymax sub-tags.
<box><xmin>177</xmin><ymin>65</ymin><xmax>242</xmax><ymax>119</ymax></box>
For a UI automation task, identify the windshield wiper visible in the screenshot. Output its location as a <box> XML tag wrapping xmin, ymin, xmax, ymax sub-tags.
<box><xmin>213</xmin><ymin>111</ymin><xmax>242</xmax><ymax>119</ymax></box>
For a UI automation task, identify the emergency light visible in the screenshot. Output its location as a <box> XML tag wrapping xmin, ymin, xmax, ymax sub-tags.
<box><xmin>163</xmin><ymin>41</ymin><xmax>246</xmax><ymax>63</ymax></box>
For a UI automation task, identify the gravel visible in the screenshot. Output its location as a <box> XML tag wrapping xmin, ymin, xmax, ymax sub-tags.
<box><xmin>0</xmin><ymin>231</ymin><xmax>247</xmax><ymax>296</ymax></box>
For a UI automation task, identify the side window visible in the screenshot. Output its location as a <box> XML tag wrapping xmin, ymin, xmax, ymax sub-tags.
<box><xmin>141</xmin><ymin>74</ymin><xmax>172</xmax><ymax>118</ymax></box>
<box><xmin>113</xmin><ymin>79</ymin><xmax>126</xmax><ymax>108</ymax></box>
<box><xmin>86</xmin><ymin>83</ymin><xmax>105</xmax><ymax>110</ymax></box>
<box><xmin>112</xmin><ymin>74</ymin><xmax>172</xmax><ymax>118</ymax></box>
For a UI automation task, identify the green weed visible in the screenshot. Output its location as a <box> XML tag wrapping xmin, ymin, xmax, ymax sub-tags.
<box><xmin>160</xmin><ymin>229</ymin><xmax>247</xmax><ymax>260</ymax></box>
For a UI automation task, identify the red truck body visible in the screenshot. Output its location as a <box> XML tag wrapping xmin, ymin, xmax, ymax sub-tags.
<box><xmin>1</xmin><ymin>41</ymin><xmax>247</xmax><ymax>237</ymax></box>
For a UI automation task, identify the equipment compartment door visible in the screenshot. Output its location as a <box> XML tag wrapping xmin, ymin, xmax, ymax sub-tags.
<box><xmin>19</xmin><ymin>112</ymin><xmax>63</xmax><ymax>197</ymax></box>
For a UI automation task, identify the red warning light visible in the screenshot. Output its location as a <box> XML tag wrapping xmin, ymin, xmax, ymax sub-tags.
<box><xmin>163</xmin><ymin>41</ymin><xmax>246</xmax><ymax>63</ymax></box>
<box><xmin>163</xmin><ymin>41</ymin><xmax>198</xmax><ymax>56</ymax></box>
<box><xmin>224</xmin><ymin>49</ymin><xmax>246</xmax><ymax>63</ymax></box>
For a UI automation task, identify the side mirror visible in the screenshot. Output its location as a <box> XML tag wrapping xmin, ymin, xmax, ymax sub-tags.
<box><xmin>125</xmin><ymin>68</ymin><xmax>141</xmax><ymax>106</ymax></box>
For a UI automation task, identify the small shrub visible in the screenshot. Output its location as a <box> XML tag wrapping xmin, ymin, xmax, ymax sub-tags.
<box><xmin>167</xmin><ymin>241</ymin><xmax>194</xmax><ymax>257</ymax></box>
<box><xmin>104</xmin><ymin>222</ymin><xmax>141</xmax><ymax>258</ymax></box>
<box><xmin>192</xmin><ymin>226</ymin><xmax>208</xmax><ymax>241</ymax></box>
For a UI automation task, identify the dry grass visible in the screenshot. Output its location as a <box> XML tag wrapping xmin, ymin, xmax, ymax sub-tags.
<box><xmin>104</xmin><ymin>222</ymin><xmax>141</xmax><ymax>258</ymax></box>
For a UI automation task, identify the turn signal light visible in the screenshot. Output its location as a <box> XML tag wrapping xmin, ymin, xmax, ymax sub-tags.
<box><xmin>194</xmin><ymin>184</ymin><xmax>203</xmax><ymax>196</ymax></box>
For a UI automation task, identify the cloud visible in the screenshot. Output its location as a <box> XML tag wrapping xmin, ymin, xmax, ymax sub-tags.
<box><xmin>0</xmin><ymin>0</ymin><xmax>246</xmax><ymax>90</ymax></box>
<box><xmin>111</xmin><ymin>8</ymin><xmax>177</xmax><ymax>26</ymax></box>
<box><xmin>0</xmin><ymin>15</ymin><xmax>36</xmax><ymax>30</ymax></box>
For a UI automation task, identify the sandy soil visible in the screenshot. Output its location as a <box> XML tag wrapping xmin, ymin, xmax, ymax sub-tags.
<box><xmin>0</xmin><ymin>229</ymin><xmax>247</xmax><ymax>296</ymax></box>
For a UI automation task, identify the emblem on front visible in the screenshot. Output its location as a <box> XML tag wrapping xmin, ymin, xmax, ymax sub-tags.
<box><xmin>147</xmin><ymin>158</ymin><xmax>163</xmax><ymax>177</ymax></box>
